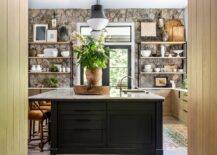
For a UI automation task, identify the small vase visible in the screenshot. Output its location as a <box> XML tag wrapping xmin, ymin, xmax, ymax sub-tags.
<box><xmin>85</xmin><ymin>68</ymin><xmax>102</xmax><ymax>88</ymax></box>
<box><xmin>29</xmin><ymin>48</ymin><xmax>37</xmax><ymax>57</ymax></box>
<box><xmin>161</xmin><ymin>45</ymin><xmax>166</xmax><ymax>57</ymax></box>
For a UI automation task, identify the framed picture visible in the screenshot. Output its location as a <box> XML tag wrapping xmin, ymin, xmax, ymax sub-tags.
<box><xmin>33</xmin><ymin>24</ymin><xmax>48</xmax><ymax>42</ymax></box>
<box><xmin>47</xmin><ymin>30</ymin><xmax>57</xmax><ymax>42</ymax></box>
<box><xmin>141</xmin><ymin>22</ymin><xmax>157</xmax><ymax>37</ymax></box>
<box><xmin>154</xmin><ymin>76</ymin><xmax>168</xmax><ymax>87</ymax></box>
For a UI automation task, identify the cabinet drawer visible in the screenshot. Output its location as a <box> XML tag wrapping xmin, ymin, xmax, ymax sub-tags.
<box><xmin>108</xmin><ymin>102</ymin><xmax>155</xmax><ymax>111</ymax></box>
<box><xmin>59</xmin><ymin>129</ymin><xmax>106</xmax><ymax>147</ymax></box>
<box><xmin>60</xmin><ymin>114</ymin><xmax>106</xmax><ymax>130</ymax></box>
<box><xmin>59</xmin><ymin>102</ymin><xmax>106</xmax><ymax>114</ymax></box>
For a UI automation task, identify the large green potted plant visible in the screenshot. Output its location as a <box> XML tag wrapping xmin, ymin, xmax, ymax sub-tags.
<box><xmin>72</xmin><ymin>32</ymin><xmax>109</xmax><ymax>87</ymax></box>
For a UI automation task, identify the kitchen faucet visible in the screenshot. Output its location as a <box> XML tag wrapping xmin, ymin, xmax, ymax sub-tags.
<box><xmin>119</xmin><ymin>76</ymin><xmax>138</xmax><ymax>94</ymax></box>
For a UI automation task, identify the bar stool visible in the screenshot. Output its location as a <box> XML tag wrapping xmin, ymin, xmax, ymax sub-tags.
<box><xmin>28</xmin><ymin>101</ymin><xmax>50</xmax><ymax>152</ymax></box>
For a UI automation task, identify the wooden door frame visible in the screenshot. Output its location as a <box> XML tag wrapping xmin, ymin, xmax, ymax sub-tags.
<box><xmin>0</xmin><ymin>0</ymin><xmax>28</xmax><ymax>154</ymax></box>
<box><xmin>188</xmin><ymin>0</ymin><xmax>217</xmax><ymax>154</ymax></box>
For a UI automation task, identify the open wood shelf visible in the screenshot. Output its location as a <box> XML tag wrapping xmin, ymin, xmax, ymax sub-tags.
<box><xmin>140</xmin><ymin>57</ymin><xmax>186</xmax><ymax>59</ymax></box>
<box><xmin>29</xmin><ymin>72</ymin><xmax>71</xmax><ymax>74</ymax></box>
<box><xmin>29</xmin><ymin>42</ymin><xmax>70</xmax><ymax>45</ymax></box>
<box><xmin>28</xmin><ymin>87</ymin><xmax>71</xmax><ymax>90</ymax></box>
<box><xmin>140</xmin><ymin>41</ymin><xmax>186</xmax><ymax>45</ymax></box>
<box><xmin>29</xmin><ymin>57</ymin><xmax>71</xmax><ymax>59</ymax></box>
<box><xmin>140</xmin><ymin>72</ymin><xmax>186</xmax><ymax>75</ymax></box>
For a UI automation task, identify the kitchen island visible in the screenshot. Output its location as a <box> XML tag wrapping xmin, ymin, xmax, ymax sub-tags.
<box><xmin>29</xmin><ymin>89</ymin><xmax>164</xmax><ymax>155</ymax></box>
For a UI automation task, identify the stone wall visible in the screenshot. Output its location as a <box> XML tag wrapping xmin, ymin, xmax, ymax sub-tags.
<box><xmin>29</xmin><ymin>9</ymin><xmax>185</xmax><ymax>88</ymax></box>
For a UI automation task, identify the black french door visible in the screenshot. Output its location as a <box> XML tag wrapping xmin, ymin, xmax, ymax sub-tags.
<box><xmin>81</xmin><ymin>45</ymin><xmax>131</xmax><ymax>89</ymax></box>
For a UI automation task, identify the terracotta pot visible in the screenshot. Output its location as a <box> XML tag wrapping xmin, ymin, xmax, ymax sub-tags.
<box><xmin>85</xmin><ymin>68</ymin><xmax>102</xmax><ymax>86</ymax></box>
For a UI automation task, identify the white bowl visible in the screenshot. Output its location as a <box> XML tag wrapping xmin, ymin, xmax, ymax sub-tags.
<box><xmin>44</xmin><ymin>48</ymin><xmax>58</xmax><ymax>57</ymax></box>
<box><xmin>141</xmin><ymin>50</ymin><xmax>151</xmax><ymax>57</ymax></box>
<box><xmin>179</xmin><ymin>69</ymin><xmax>184</xmax><ymax>73</ymax></box>
<box><xmin>154</xmin><ymin>68</ymin><xmax>161</xmax><ymax>72</ymax></box>
<box><xmin>173</xmin><ymin>50</ymin><xmax>184</xmax><ymax>57</ymax></box>
<box><xmin>144</xmin><ymin>65</ymin><xmax>152</xmax><ymax>70</ymax></box>
<box><xmin>37</xmin><ymin>54</ymin><xmax>44</xmax><ymax>58</ymax></box>
<box><xmin>144</xmin><ymin>68</ymin><xmax>153</xmax><ymax>72</ymax></box>
<box><xmin>61</xmin><ymin>51</ymin><xmax>70</xmax><ymax>57</ymax></box>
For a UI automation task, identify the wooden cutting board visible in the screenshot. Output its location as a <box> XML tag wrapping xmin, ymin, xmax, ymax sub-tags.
<box><xmin>173</xmin><ymin>26</ymin><xmax>185</xmax><ymax>41</ymax></box>
<box><xmin>165</xmin><ymin>19</ymin><xmax>183</xmax><ymax>41</ymax></box>
<box><xmin>74</xmin><ymin>85</ymin><xmax>110</xmax><ymax>95</ymax></box>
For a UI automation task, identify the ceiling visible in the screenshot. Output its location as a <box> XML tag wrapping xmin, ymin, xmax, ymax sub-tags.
<box><xmin>29</xmin><ymin>0</ymin><xmax>188</xmax><ymax>9</ymax></box>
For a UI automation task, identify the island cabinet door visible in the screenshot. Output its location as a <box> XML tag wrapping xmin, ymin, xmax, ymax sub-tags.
<box><xmin>107</xmin><ymin>102</ymin><xmax>156</xmax><ymax>152</ymax></box>
<box><xmin>57</xmin><ymin>101</ymin><xmax>107</xmax><ymax>150</ymax></box>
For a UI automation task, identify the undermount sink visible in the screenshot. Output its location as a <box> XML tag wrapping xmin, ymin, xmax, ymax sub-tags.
<box><xmin>122</xmin><ymin>89</ymin><xmax>149</xmax><ymax>94</ymax></box>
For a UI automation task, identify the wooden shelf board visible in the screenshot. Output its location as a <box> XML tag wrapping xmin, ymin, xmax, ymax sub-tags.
<box><xmin>140</xmin><ymin>72</ymin><xmax>186</xmax><ymax>75</ymax></box>
<box><xmin>29</xmin><ymin>42</ymin><xmax>70</xmax><ymax>44</ymax></box>
<box><xmin>29</xmin><ymin>72</ymin><xmax>71</xmax><ymax>74</ymax></box>
<box><xmin>29</xmin><ymin>57</ymin><xmax>71</xmax><ymax>59</ymax></box>
<box><xmin>140</xmin><ymin>41</ymin><xmax>186</xmax><ymax>45</ymax></box>
<box><xmin>140</xmin><ymin>57</ymin><xmax>186</xmax><ymax>59</ymax></box>
<box><xmin>28</xmin><ymin>87</ymin><xmax>71</xmax><ymax>90</ymax></box>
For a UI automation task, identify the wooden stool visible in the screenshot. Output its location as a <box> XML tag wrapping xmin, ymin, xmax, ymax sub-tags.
<box><xmin>29</xmin><ymin>101</ymin><xmax>50</xmax><ymax>152</ymax></box>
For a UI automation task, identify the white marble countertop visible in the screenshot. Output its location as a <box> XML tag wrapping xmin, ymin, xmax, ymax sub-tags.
<box><xmin>142</xmin><ymin>87</ymin><xmax>188</xmax><ymax>93</ymax></box>
<box><xmin>29</xmin><ymin>88</ymin><xmax>165</xmax><ymax>101</ymax></box>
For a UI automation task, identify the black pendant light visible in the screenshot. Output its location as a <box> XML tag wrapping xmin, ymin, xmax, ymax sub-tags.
<box><xmin>87</xmin><ymin>0</ymin><xmax>109</xmax><ymax>31</ymax></box>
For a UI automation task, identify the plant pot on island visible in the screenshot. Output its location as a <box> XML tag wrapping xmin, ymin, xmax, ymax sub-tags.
<box><xmin>86</xmin><ymin>68</ymin><xmax>102</xmax><ymax>87</ymax></box>
<box><xmin>72</xmin><ymin>32</ymin><xmax>110</xmax><ymax>94</ymax></box>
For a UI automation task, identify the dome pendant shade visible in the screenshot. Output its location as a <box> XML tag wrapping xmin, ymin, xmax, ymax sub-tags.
<box><xmin>87</xmin><ymin>4</ymin><xmax>109</xmax><ymax>31</ymax></box>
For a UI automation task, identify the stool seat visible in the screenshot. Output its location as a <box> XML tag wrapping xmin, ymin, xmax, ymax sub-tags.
<box><xmin>39</xmin><ymin>106</ymin><xmax>51</xmax><ymax>111</ymax></box>
<box><xmin>39</xmin><ymin>101</ymin><xmax>51</xmax><ymax>106</ymax></box>
<box><xmin>28</xmin><ymin>110</ymin><xmax>47</xmax><ymax>120</ymax></box>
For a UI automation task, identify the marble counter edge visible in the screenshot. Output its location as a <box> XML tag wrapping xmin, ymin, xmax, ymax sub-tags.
<box><xmin>28</xmin><ymin>89</ymin><xmax>165</xmax><ymax>101</ymax></box>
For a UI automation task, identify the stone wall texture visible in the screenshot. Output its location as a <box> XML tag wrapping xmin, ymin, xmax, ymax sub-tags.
<box><xmin>29</xmin><ymin>8</ymin><xmax>185</xmax><ymax>88</ymax></box>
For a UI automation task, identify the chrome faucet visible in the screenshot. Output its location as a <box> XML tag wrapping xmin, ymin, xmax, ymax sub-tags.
<box><xmin>119</xmin><ymin>76</ymin><xmax>138</xmax><ymax>94</ymax></box>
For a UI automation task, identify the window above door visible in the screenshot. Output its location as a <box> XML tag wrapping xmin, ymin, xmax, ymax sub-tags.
<box><xmin>79</xmin><ymin>23</ymin><xmax>133</xmax><ymax>43</ymax></box>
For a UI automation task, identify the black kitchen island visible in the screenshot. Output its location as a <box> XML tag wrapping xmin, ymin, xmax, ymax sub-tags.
<box><xmin>29</xmin><ymin>89</ymin><xmax>164</xmax><ymax>155</ymax></box>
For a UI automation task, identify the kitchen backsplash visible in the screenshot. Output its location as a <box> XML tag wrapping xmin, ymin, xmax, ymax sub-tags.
<box><xmin>29</xmin><ymin>8</ymin><xmax>185</xmax><ymax>88</ymax></box>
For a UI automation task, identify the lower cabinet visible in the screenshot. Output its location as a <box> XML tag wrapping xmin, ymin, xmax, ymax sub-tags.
<box><xmin>51</xmin><ymin>100</ymin><xmax>162</xmax><ymax>155</ymax></box>
<box><xmin>108</xmin><ymin>103</ymin><xmax>155</xmax><ymax>150</ymax></box>
<box><xmin>171</xmin><ymin>90</ymin><xmax>189</xmax><ymax>124</ymax></box>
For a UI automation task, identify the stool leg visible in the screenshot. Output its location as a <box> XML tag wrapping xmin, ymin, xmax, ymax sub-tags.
<box><xmin>38</xmin><ymin>120</ymin><xmax>40</xmax><ymax>134</ymax></box>
<box><xmin>39</xmin><ymin>120</ymin><xmax>44</xmax><ymax>152</ymax></box>
<box><xmin>29</xmin><ymin>120</ymin><xmax>32</xmax><ymax>141</ymax></box>
<box><xmin>48</xmin><ymin>118</ymin><xmax>51</xmax><ymax>143</ymax></box>
<box><xmin>32</xmin><ymin>120</ymin><xmax>35</xmax><ymax>137</ymax></box>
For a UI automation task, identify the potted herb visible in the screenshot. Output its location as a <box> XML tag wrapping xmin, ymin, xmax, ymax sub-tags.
<box><xmin>72</xmin><ymin>32</ymin><xmax>109</xmax><ymax>88</ymax></box>
<box><xmin>43</xmin><ymin>77</ymin><xmax>59</xmax><ymax>88</ymax></box>
<box><xmin>50</xmin><ymin>64</ymin><xmax>59</xmax><ymax>72</ymax></box>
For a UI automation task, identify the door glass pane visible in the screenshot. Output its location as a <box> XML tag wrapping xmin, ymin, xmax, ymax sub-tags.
<box><xmin>110</xmin><ymin>68</ymin><xmax>128</xmax><ymax>87</ymax></box>
<box><xmin>109</xmin><ymin>47</ymin><xmax>129</xmax><ymax>88</ymax></box>
<box><xmin>110</xmin><ymin>48</ymin><xmax>128</xmax><ymax>67</ymax></box>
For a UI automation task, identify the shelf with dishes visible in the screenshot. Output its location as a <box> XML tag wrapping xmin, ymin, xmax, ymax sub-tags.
<box><xmin>140</xmin><ymin>72</ymin><xmax>186</xmax><ymax>75</ymax></box>
<box><xmin>28</xmin><ymin>87</ymin><xmax>71</xmax><ymax>90</ymax></box>
<box><xmin>138</xmin><ymin>41</ymin><xmax>187</xmax><ymax>88</ymax></box>
<box><xmin>29</xmin><ymin>57</ymin><xmax>71</xmax><ymax>59</ymax></box>
<box><xmin>140</xmin><ymin>57</ymin><xmax>186</xmax><ymax>59</ymax></box>
<box><xmin>140</xmin><ymin>49</ymin><xmax>186</xmax><ymax>58</ymax></box>
<box><xmin>29</xmin><ymin>41</ymin><xmax>70</xmax><ymax>45</ymax></box>
<box><xmin>140</xmin><ymin>41</ymin><xmax>186</xmax><ymax>45</ymax></box>
<box><xmin>29</xmin><ymin>72</ymin><xmax>71</xmax><ymax>74</ymax></box>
